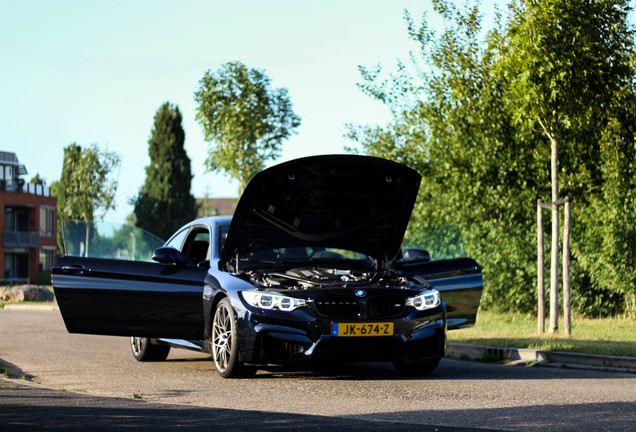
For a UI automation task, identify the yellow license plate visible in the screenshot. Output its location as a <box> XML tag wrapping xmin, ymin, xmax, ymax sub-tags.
<box><xmin>332</xmin><ymin>322</ymin><xmax>394</xmax><ymax>337</ymax></box>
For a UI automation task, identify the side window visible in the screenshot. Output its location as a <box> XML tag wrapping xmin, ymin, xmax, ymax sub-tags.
<box><xmin>217</xmin><ymin>224</ymin><xmax>229</xmax><ymax>258</ymax></box>
<box><xmin>193</xmin><ymin>231</ymin><xmax>210</xmax><ymax>244</ymax></box>
<box><xmin>182</xmin><ymin>228</ymin><xmax>211</xmax><ymax>266</ymax></box>
<box><xmin>165</xmin><ymin>228</ymin><xmax>189</xmax><ymax>251</ymax></box>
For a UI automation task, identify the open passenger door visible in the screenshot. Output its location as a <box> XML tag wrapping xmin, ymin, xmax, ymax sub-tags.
<box><xmin>393</xmin><ymin>225</ymin><xmax>483</xmax><ymax>329</ymax></box>
<box><xmin>51</xmin><ymin>222</ymin><xmax>208</xmax><ymax>339</ymax></box>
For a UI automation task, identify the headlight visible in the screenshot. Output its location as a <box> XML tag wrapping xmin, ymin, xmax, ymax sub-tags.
<box><xmin>241</xmin><ymin>290</ymin><xmax>307</xmax><ymax>312</ymax></box>
<box><xmin>406</xmin><ymin>290</ymin><xmax>441</xmax><ymax>310</ymax></box>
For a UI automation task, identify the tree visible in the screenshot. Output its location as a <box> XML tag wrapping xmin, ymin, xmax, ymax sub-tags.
<box><xmin>349</xmin><ymin>0</ymin><xmax>636</xmax><ymax>316</ymax></box>
<box><xmin>194</xmin><ymin>61</ymin><xmax>301</xmax><ymax>193</ymax></box>
<box><xmin>499</xmin><ymin>0</ymin><xmax>636</xmax><ymax>331</ymax></box>
<box><xmin>51</xmin><ymin>143</ymin><xmax>121</xmax><ymax>253</ymax></box>
<box><xmin>133</xmin><ymin>102</ymin><xmax>197</xmax><ymax>241</ymax></box>
<box><xmin>500</xmin><ymin>0</ymin><xmax>636</xmax><ymax>320</ymax></box>
<box><xmin>30</xmin><ymin>174</ymin><xmax>45</xmax><ymax>185</ymax></box>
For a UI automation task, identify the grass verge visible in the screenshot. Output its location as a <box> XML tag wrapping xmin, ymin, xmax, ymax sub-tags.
<box><xmin>448</xmin><ymin>310</ymin><xmax>636</xmax><ymax>358</ymax></box>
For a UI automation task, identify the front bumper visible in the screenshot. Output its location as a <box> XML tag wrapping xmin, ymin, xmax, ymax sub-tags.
<box><xmin>238</xmin><ymin>307</ymin><xmax>446</xmax><ymax>365</ymax></box>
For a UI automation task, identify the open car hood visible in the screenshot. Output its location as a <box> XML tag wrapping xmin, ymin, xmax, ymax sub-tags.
<box><xmin>220</xmin><ymin>155</ymin><xmax>421</xmax><ymax>268</ymax></box>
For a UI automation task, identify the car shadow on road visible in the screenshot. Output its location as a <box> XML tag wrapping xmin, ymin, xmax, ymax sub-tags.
<box><xmin>117</xmin><ymin>353</ymin><xmax>636</xmax><ymax>382</ymax></box>
<box><xmin>348</xmin><ymin>401</ymin><xmax>636</xmax><ymax>432</ymax></box>
<box><xmin>3</xmin><ymin>377</ymin><xmax>633</xmax><ymax>432</ymax></box>
<box><xmin>1</xmin><ymin>380</ymin><xmax>499</xmax><ymax>432</ymax></box>
<box><xmin>250</xmin><ymin>358</ymin><xmax>636</xmax><ymax>381</ymax></box>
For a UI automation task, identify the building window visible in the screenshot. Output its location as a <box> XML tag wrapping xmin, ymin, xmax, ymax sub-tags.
<box><xmin>40</xmin><ymin>248</ymin><xmax>56</xmax><ymax>272</ymax></box>
<box><xmin>4</xmin><ymin>207</ymin><xmax>14</xmax><ymax>230</ymax></box>
<box><xmin>5</xmin><ymin>252</ymin><xmax>29</xmax><ymax>279</ymax></box>
<box><xmin>40</xmin><ymin>206</ymin><xmax>55</xmax><ymax>236</ymax></box>
<box><xmin>4</xmin><ymin>165</ymin><xmax>14</xmax><ymax>187</ymax></box>
<box><xmin>4</xmin><ymin>206</ymin><xmax>29</xmax><ymax>231</ymax></box>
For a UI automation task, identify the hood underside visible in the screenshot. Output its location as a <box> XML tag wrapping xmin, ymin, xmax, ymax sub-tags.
<box><xmin>220</xmin><ymin>155</ymin><xmax>421</xmax><ymax>268</ymax></box>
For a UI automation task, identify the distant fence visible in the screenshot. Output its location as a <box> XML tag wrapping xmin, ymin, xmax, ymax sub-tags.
<box><xmin>0</xmin><ymin>181</ymin><xmax>50</xmax><ymax>197</ymax></box>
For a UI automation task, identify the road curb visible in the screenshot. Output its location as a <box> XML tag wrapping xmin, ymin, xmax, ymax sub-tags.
<box><xmin>2</xmin><ymin>304</ymin><xmax>59</xmax><ymax>311</ymax></box>
<box><xmin>446</xmin><ymin>342</ymin><xmax>636</xmax><ymax>372</ymax></box>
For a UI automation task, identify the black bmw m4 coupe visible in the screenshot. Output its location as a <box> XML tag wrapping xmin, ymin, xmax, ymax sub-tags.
<box><xmin>52</xmin><ymin>155</ymin><xmax>482</xmax><ymax>378</ymax></box>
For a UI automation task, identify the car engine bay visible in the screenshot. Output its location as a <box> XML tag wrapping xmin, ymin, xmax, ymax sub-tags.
<box><xmin>247</xmin><ymin>267</ymin><xmax>419</xmax><ymax>290</ymax></box>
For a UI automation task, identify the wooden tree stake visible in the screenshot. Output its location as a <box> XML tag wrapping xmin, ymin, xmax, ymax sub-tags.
<box><xmin>563</xmin><ymin>197</ymin><xmax>571</xmax><ymax>336</ymax></box>
<box><xmin>537</xmin><ymin>199</ymin><xmax>545</xmax><ymax>334</ymax></box>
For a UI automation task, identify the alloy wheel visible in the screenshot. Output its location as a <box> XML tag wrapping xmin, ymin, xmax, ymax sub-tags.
<box><xmin>212</xmin><ymin>302</ymin><xmax>232</xmax><ymax>372</ymax></box>
<box><xmin>131</xmin><ymin>336</ymin><xmax>145</xmax><ymax>357</ymax></box>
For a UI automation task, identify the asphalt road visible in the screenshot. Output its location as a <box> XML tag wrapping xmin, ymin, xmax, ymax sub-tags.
<box><xmin>1</xmin><ymin>309</ymin><xmax>635</xmax><ymax>431</ymax></box>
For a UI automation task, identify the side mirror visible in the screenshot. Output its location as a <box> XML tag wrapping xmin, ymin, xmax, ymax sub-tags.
<box><xmin>396</xmin><ymin>247</ymin><xmax>431</xmax><ymax>265</ymax></box>
<box><xmin>152</xmin><ymin>247</ymin><xmax>189</xmax><ymax>265</ymax></box>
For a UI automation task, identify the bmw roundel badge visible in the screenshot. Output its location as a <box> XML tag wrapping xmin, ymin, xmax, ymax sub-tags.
<box><xmin>354</xmin><ymin>289</ymin><xmax>366</xmax><ymax>298</ymax></box>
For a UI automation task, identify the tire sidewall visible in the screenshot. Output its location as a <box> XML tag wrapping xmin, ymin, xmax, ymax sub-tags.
<box><xmin>131</xmin><ymin>337</ymin><xmax>150</xmax><ymax>361</ymax></box>
<box><xmin>212</xmin><ymin>297</ymin><xmax>242</xmax><ymax>378</ymax></box>
<box><xmin>130</xmin><ymin>336</ymin><xmax>170</xmax><ymax>362</ymax></box>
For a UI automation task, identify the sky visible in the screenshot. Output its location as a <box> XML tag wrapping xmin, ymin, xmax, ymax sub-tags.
<box><xmin>2</xmin><ymin>0</ymin><xmax>633</xmax><ymax>224</ymax></box>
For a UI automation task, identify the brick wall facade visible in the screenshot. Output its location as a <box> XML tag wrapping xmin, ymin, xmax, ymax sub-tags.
<box><xmin>0</xmin><ymin>190</ymin><xmax>57</xmax><ymax>283</ymax></box>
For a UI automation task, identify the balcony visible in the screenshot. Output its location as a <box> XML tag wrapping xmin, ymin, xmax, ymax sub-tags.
<box><xmin>0</xmin><ymin>180</ymin><xmax>51</xmax><ymax>197</ymax></box>
<box><xmin>3</xmin><ymin>230</ymin><xmax>40</xmax><ymax>248</ymax></box>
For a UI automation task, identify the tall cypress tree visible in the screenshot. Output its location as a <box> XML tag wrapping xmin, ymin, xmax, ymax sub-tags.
<box><xmin>51</xmin><ymin>143</ymin><xmax>81</xmax><ymax>254</ymax></box>
<box><xmin>134</xmin><ymin>102</ymin><xmax>197</xmax><ymax>240</ymax></box>
<box><xmin>51</xmin><ymin>143</ymin><xmax>120</xmax><ymax>254</ymax></box>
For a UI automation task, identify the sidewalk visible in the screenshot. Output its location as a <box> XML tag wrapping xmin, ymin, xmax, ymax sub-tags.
<box><xmin>3</xmin><ymin>303</ymin><xmax>59</xmax><ymax>311</ymax></box>
<box><xmin>447</xmin><ymin>342</ymin><xmax>636</xmax><ymax>372</ymax></box>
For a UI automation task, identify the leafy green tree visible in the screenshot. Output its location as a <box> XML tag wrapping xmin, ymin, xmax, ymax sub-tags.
<box><xmin>194</xmin><ymin>61</ymin><xmax>301</xmax><ymax>192</ymax></box>
<box><xmin>30</xmin><ymin>174</ymin><xmax>45</xmax><ymax>185</ymax></box>
<box><xmin>51</xmin><ymin>144</ymin><xmax>80</xmax><ymax>253</ymax></box>
<box><xmin>51</xmin><ymin>143</ymin><xmax>121</xmax><ymax>253</ymax></box>
<box><xmin>500</xmin><ymin>0</ymin><xmax>636</xmax><ymax>319</ymax></box>
<box><xmin>133</xmin><ymin>102</ymin><xmax>197</xmax><ymax>240</ymax></box>
<box><xmin>349</xmin><ymin>0</ymin><xmax>636</xmax><ymax>316</ymax></box>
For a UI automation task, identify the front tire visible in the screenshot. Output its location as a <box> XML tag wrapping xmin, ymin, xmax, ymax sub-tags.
<box><xmin>130</xmin><ymin>337</ymin><xmax>170</xmax><ymax>361</ymax></box>
<box><xmin>211</xmin><ymin>298</ymin><xmax>255</xmax><ymax>378</ymax></box>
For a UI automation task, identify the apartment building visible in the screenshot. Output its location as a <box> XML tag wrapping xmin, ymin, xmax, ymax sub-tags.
<box><xmin>0</xmin><ymin>151</ymin><xmax>57</xmax><ymax>284</ymax></box>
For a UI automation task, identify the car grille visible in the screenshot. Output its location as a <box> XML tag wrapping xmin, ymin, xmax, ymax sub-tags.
<box><xmin>368</xmin><ymin>297</ymin><xmax>405</xmax><ymax>318</ymax></box>
<box><xmin>314</xmin><ymin>296</ymin><xmax>405</xmax><ymax>318</ymax></box>
<box><xmin>315</xmin><ymin>298</ymin><xmax>359</xmax><ymax>317</ymax></box>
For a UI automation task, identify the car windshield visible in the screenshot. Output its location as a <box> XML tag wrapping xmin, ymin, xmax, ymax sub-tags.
<box><xmin>402</xmin><ymin>224</ymin><xmax>466</xmax><ymax>261</ymax></box>
<box><xmin>61</xmin><ymin>221</ymin><xmax>165</xmax><ymax>261</ymax></box>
